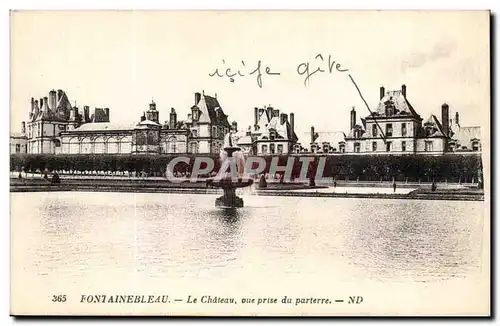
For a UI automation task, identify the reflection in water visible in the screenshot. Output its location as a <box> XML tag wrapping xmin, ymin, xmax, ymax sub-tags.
<box><xmin>11</xmin><ymin>192</ymin><xmax>484</xmax><ymax>286</ymax></box>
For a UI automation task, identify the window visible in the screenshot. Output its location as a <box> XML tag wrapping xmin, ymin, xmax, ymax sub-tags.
<box><xmin>278</xmin><ymin>144</ymin><xmax>284</xmax><ymax>154</ymax></box>
<box><xmin>354</xmin><ymin>129</ymin><xmax>361</xmax><ymax>138</ymax></box>
<box><xmin>401</xmin><ymin>123</ymin><xmax>407</xmax><ymax>137</ymax></box>
<box><xmin>386</xmin><ymin>124</ymin><xmax>393</xmax><ymax>137</ymax></box>
<box><xmin>425</xmin><ymin>141</ymin><xmax>433</xmax><ymax>152</ymax></box>
<box><xmin>270</xmin><ymin>143</ymin><xmax>275</xmax><ymax>154</ymax></box>
<box><xmin>192</xmin><ymin>130</ymin><xmax>198</xmax><ymax>137</ymax></box>
<box><xmin>339</xmin><ymin>144</ymin><xmax>345</xmax><ymax>153</ymax></box>
<box><xmin>372</xmin><ymin>142</ymin><xmax>377</xmax><ymax>151</ymax></box>
<box><xmin>262</xmin><ymin>145</ymin><xmax>268</xmax><ymax>154</ymax></box>
<box><xmin>322</xmin><ymin>143</ymin><xmax>329</xmax><ymax>153</ymax></box>
<box><xmin>354</xmin><ymin>142</ymin><xmax>360</xmax><ymax>153</ymax></box>
<box><xmin>270</xmin><ymin>130</ymin><xmax>276</xmax><ymax>140</ymax></box>
<box><xmin>386</xmin><ymin>141</ymin><xmax>392</xmax><ymax>152</ymax></box>
<box><xmin>212</xmin><ymin>126</ymin><xmax>217</xmax><ymax>138</ymax></box>
<box><xmin>472</xmin><ymin>141</ymin><xmax>479</xmax><ymax>151</ymax></box>
<box><xmin>372</xmin><ymin>124</ymin><xmax>378</xmax><ymax>137</ymax></box>
<box><xmin>402</xmin><ymin>141</ymin><xmax>406</xmax><ymax>152</ymax></box>
<box><xmin>15</xmin><ymin>144</ymin><xmax>20</xmax><ymax>153</ymax></box>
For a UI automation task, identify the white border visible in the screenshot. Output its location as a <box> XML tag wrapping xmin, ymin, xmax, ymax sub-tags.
<box><xmin>3</xmin><ymin>1</ymin><xmax>498</xmax><ymax>325</ymax></box>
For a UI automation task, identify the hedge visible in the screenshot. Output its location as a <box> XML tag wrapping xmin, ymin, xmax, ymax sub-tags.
<box><xmin>10</xmin><ymin>153</ymin><xmax>483</xmax><ymax>183</ymax></box>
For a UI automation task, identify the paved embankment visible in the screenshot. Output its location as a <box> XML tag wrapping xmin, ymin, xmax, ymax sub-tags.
<box><xmin>10</xmin><ymin>178</ymin><xmax>484</xmax><ymax>201</ymax></box>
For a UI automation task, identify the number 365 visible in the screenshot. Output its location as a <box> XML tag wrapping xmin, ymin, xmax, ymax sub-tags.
<box><xmin>52</xmin><ymin>295</ymin><xmax>67</xmax><ymax>302</ymax></box>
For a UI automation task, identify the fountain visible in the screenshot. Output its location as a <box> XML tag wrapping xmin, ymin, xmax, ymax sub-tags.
<box><xmin>206</xmin><ymin>130</ymin><xmax>253</xmax><ymax>208</ymax></box>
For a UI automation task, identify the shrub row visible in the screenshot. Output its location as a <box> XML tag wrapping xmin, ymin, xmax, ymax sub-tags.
<box><xmin>10</xmin><ymin>153</ymin><xmax>483</xmax><ymax>183</ymax></box>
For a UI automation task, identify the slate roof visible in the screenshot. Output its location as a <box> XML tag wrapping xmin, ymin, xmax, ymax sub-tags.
<box><xmin>194</xmin><ymin>94</ymin><xmax>231</xmax><ymax>127</ymax></box>
<box><xmin>372</xmin><ymin>90</ymin><xmax>421</xmax><ymax>119</ymax></box>
<box><xmin>72</xmin><ymin>122</ymin><xmax>135</xmax><ymax>132</ymax></box>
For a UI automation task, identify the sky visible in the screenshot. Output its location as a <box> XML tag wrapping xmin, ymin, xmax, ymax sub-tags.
<box><xmin>10</xmin><ymin>10</ymin><xmax>490</xmax><ymax>141</ymax></box>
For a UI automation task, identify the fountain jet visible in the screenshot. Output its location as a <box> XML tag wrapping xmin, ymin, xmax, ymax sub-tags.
<box><xmin>206</xmin><ymin>131</ymin><xmax>253</xmax><ymax>208</ymax></box>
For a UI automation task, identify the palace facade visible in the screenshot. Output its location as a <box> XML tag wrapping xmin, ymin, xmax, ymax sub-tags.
<box><xmin>12</xmin><ymin>89</ymin><xmax>233</xmax><ymax>155</ymax></box>
<box><xmin>234</xmin><ymin>106</ymin><xmax>298</xmax><ymax>155</ymax></box>
<box><xmin>305</xmin><ymin>85</ymin><xmax>481</xmax><ymax>155</ymax></box>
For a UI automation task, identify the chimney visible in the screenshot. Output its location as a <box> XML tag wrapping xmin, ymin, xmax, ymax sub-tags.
<box><xmin>246</xmin><ymin>126</ymin><xmax>252</xmax><ymax>136</ymax></box>
<box><xmin>42</xmin><ymin>97</ymin><xmax>49</xmax><ymax>111</ymax></box>
<box><xmin>254</xmin><ymin>107</ymin><xmax>259</xmax><ymax>127</ymax></box>
<box><xmin>380</xmin><ymin>86</ymin><xmax>385</xmax><ymax>100</ymax></box>
<box><xmin>141</xmin><ymin>111</ymin><xmax>146</xmax><ymax>122</ymax></box>
<box><xmin>34</xmin><ymin>100</ymin><xmax>39</xmax><ymax>117</ymax></box>
<box><xmin>455</xmin><ymin>112</ymin><xmax>460</xmax><ymax>126</ymax></box>
<box><xmin>266</xmin><ymin>106</ymin><xmax>273</xmax><ymax>120</ymax></box>
<box><xmin>49</xmin><ymin>90</ymin><xmax>57</xmax><ymax>109</ymax></box>
<box><xmin>350</xmin><ymin>107</ymin><xmax>356</xmax><ymax>129</ymax></box>
<box><xmin>280</xmin><ymin>113</ymin><xmax>288</xmax><ymax>125</ymax></box>
<box><xmin>39</xmin><ymin>98</ymin><xmax>44</xmax><ymax>110</ymax></box>
<box><xmin>31</xmin><ymin>97</ymin><xmax>35</xmax><ymax>112</ymax></box>
<box><xmin>231</xmin><ymin>121</ymin><xmax>238</xmax><ymax>132</ymax></box>
<box><xmin>169</xmin><ymin>107</ymin><xmax>177</xmax><ymax>129</ymax></box>
<box><xmin>21</xmin><ymin>122</ymin><xmax>26</xmax><ymax>134</ymax></box>
<box><xmin>104</xmin><ymin>108</ymin><xmax>110</xmax><ymax>122</ymax></box>
<box><xmin>401</xmin><ymin>84</ymin><xmax>406</xmax><ymax>97</ymax></box>
<box><xmin>310</xmin><ymin>126</ymin><xmax>315</xmax><ymax>144</ymax></box>
<box><xmin>441</xmin><ymin>103</ymin><xmax>450</xmax><ymax>137</ymax></box>
<box><xmin>195</xmin><ymin>92</ymin><xmax>201</xmax><ymax>105</ymax></box>
<box><xmin>290</xmin><ymin>113</ymin><xmax>295</xmax><ymax>137</ymax></box>
<box><xmin>83</xmin><ymin>106</ymin><xmax>90</xmax><ymax>122</ymax></box>
<box><xmin>57</xmin><ymin>89</ymin><xmax>64</xmax><ymax>101</ymax></box>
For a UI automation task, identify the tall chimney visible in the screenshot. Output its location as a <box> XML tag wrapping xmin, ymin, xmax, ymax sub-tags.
<box><xmin>280</xmin><ymin>113</ymin><xmax>286</xmax><ymax>125</ymax></box>
<box><xmin>34</xmin><ymin>100</ymin><xmax>39</xmax><ymax>117</ymax></box>
<box><xmin>266</xmin><ymin>107</ymin><xmax>273</xmax><ymax>120</ymax></box>
<box><xmin>310</xmin><ymin>126</ymin><xmax>315</xmax><ymax>144</ymax></box>
<box><xmin>169</xmin><ymin>107</ymin><xmax>177</xmax><ymax>129</ymax></box>
<box><xmin>441</xmin><ymin>103</ymin><xmax>450</xmax><ymax>137</ymax></box>
<box><xmin>195</xmin><ymin>92</ymin><xmax>201</xmax><ymax>105</ymax></box>
<box><xmin>83</xmin><ymin>106</ymin><xmax>90</xmax><ymax>122</ymax></box>
<box><xmin>231</xmin><ymin>121</ymin><xmax>238</xmax><ymax>132</ymax></box>
<box><xmin>57</xmin><ymin>89</ymin><xmax>64</xmax><ymax>101</ymax></box>
<box><xmin>254</xmin><ymin>107</ymin><xmax>259</xmax><ymax>127</ymax></box>
<box><xmin>30</xmin><ymin>97</ymin><xmax>35</xmax><ymax>112</ymax></box>
<box><xmin>380</xmin><ymin>86</ymin><xmax>385</xmax><ymax>100</ymax></box>
<box><xmin>21</xmin><ymin>122</ymin><xmax>26</xmax><ymax>134</ymax></box>
<box><xmin>350</xmin><ymin>107</ymin><xmax>356</xmax><ymax>129</ymax></box>
<box><xmin>49</xmin><ymin>90</ymin><xmax>57</xmax><ymax>109</ymax></box>
<box><xmin>42</xmin><ymin>97</ymin><xmax>49</xmax><ymax>110</ymax></box>
<box><xmin>290</xmin><ymin>113</ymin><xmax>295</xmax><ymax>137</ymax></box>
<box><xmin>455</xmin><ymin>112</ymin><xmax>460</xmax><ymax>126</ymax></box>
<box><xmin>401</xmin><ymin>84</ymin><xmax>407</xmax><ymax>97</ymax></box>
<box><xmin>39</xmin><ymin>98</ymin><xmax>44</xmax><ymax>110</ymax></box>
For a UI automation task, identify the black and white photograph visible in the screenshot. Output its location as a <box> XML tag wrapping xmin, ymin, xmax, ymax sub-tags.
<box><xmin>9</xmin><ymin>10</ymin><xmax>490</xmax><ymax>316</ymax></box>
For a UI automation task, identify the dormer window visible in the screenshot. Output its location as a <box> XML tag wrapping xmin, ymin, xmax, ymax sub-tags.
<box><xmin>384</xmin><ymin>99</ymin><xmax>395</xmax><ymax>116</ymax></box>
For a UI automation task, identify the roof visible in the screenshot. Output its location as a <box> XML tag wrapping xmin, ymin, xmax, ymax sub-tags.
<box><xmin>372</xmin><ymin>90</ymin><xmax>421</xmax><ymax>119</ymax></box>
<box><xmin>254</xmin><ymin>108</ymin><xmax>298</xmax><ymax>142</ymax></box>
<box><xmin>450</xmin><ymin>124</ymin><xmax>481</xmax><ymax>148</ymax></box>
<box><xmin>10</xmin><ymin>132</ymin><xmax>26</xmax><ymax>138</ymax></box>
<box><xmin>421</xmin><ymin>114</ymin><xmax>446</xmax><ymax>137</ymax></box>
<box><xmin>195</xmin><ymin>94</ymin><xmax>231</xmax><ymax>127</ymax></box>
<box><xmin>308</xmin><ymin>131</ymin><xmax>346</xmax><ymax>146</ymax></box>
<box><xmin>72</xmin><ymin>122</ymin><xmax>135</xmax><ymax>132</ymax></box>
<box><xmin>138</xmin><ymin>119</ymin><xmax>160</xmax><ymax>126</ymax></box>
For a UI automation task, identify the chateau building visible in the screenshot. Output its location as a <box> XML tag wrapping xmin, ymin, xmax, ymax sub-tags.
<box><xmin>234</xmin><ymin>106</ymin><xmax>298</xmax><ymax>155</ymax></box>
<box><xmin>309</xmin><ymin>85</ymin><xmax>481</xmax><ymax>155</ymax></box>
<box><xmin>12</xmin><ymin>90</ymin><xmax>233</xmax><ymax>155</ymax></box>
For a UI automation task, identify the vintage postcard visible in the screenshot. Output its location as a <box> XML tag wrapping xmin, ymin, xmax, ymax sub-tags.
<box><xmin>9</xmin><ymin>10</ymin><xmax>490</xmax><ymax>316</ymax></box>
